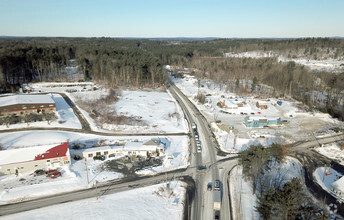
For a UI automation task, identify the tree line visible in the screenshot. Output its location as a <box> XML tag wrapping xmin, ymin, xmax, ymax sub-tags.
<box><xmin>0</xmin><ymin>37</ymin><xmax>343</xmax><ymax>120</ymax></box>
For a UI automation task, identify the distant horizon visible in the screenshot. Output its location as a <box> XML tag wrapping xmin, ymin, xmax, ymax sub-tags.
<box><xmin>1</xmin><ymin>35</ymin><xmax>343</xmax><ymax>40</ymax></box>
<box><xmin>1</xmin><ymin>0</ymin><xmax>343</xmax><ymax>38</ymax></box>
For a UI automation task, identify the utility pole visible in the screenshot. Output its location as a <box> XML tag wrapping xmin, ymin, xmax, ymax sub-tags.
<box><xmin>96</xmin><ymin>181</ymin><xmax>99</xmax><ymax>200</ymax></box>
<box><xmin>84</xmin><ymin>158</ymin><xmax>89</xmax><ymax>185</ymax></box>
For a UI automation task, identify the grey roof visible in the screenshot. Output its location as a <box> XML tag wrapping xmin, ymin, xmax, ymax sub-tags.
<box><xmin>0</xmin><ymin>94</ymin><xmax>55</xmax><ymax>107</ymax></box>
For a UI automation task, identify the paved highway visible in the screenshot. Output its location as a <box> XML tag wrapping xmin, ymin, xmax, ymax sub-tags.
<box><xmin>169</xmin><ymin>84</ymin><xmax>224</xmax><ymax>220</ymax></box>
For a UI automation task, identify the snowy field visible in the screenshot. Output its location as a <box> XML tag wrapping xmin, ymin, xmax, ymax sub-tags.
<box><xmin>2</xmin><ymin>181</ymin><xmax>186</xmax><ymax>220</ymax></box>
<box><xmin>172</xmin><ymin>73</ymin><xmax>344</xmax><ymax>152</ymax></box>
<box><xmin>0</xmin><ymin>93</ymin><xmax>81</xmax><ymax>130</ymax></box>
<box><xmin>314</xmin><ymin>143</ymin><xmax>344</xmax><ymax>166</ymax></box>
<box><xmin>0</xmin><ymin>130</ymin><xmax>189</xmax><ymax>204</ymax></box>
<box><xmin>67</xmin><ymin>87</ymin><xmax>188</xmax><ymax>133</ymax></box>
<box><xmin>224</xmin><ymin>50</ymin><xmax>344</xmax><ymax>73</ymax></box>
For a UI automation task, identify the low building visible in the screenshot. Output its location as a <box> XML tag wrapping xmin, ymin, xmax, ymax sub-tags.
<box><xmin>0</xmin><ymin>142</ymin><xmax>71</xmax><ymax>175</ymax></box>
<box><xmin>71</xmin><ymin>145</ymin><xmax>122</xmax><ymax>159</ymax></box>
<box><xmin>123</xmin><ymin>139</ymin><xmax>165</xmax><ymax>158</ymax></box>
<box><xmin>70</xmin><ymin>139</ymin><xmax>165</xmax><ymax>160</ymax></box>
<box><xmin>0</xmin><ymin>94</ymin><xmax>56</xmax><ymax>117</ymax></box>
<box><xmin>244</xmin><ymin>116</ymin><xmax>281</xmax><ymax>127</ymax></box>
<box><xmin>331</xmin><ymin>176</ymin><xmax>344</xmax><ymax>201</ymax></box>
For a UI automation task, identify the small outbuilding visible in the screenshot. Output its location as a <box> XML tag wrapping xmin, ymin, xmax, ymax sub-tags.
<box><xmin>244</xmin><ymin>116</ymin><xmax>281</xmax><ymax>128</ymax></box>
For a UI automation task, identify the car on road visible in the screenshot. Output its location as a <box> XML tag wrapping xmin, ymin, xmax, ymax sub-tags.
<box><xmin>192</xmin><ymin>122</ymin><xmax>197</xmax><ymax>130</ymax></box>
<box><xmin>195</xmin><ymin>134</ymin><xmax>199</xmax><ymax>140</ymax></box>
<box><xmin>214</xmin><ymin>179</ymin><xmax>220</xmax><ymax>190</ymax></box>
<box><xmin>207</xmin><ymin>182</ymin><xmax>212</xmax><ymax>191</ymax></box>
<box><xmin>197</xmin><ymin>145</ymin><xmax>202</xmax><ymax>153</ymax></box>
<box><xmin>198</xmin><ymin>165</ymin><xmax>206</xmax><ymax>170</ymax></box>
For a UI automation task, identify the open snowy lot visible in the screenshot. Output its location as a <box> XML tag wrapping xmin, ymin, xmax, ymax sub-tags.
<box><xmin>2</xmin><ymin>181</ymin><xmax>186</xmax><ymax>220</ymax></box>
<box><xmin>172</xmin><ymin>73</ymin><xmax>344</xmax><ymax>152</ymax></box>
<box><xmin>224</xmin><ymin>50</ymin><xmax>344</xmax><ymax>73</ymax></box>
<box><xmin>0</xmin><ymin>93</ymin><xmax>81</xmax><ymax>130</ymax></box>
<box><xmin>67</xmin><ymin>88</ymin><xmax>188</xmax><ymax>133</ymax></box>
<box><xmin>0</xmin><ymin>130</ymin><xmax>189</xmax><ymax>204</ymax></box>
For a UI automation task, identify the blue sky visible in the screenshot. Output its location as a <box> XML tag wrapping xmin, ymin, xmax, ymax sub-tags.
<box><xmin>0</xmin><ymin>0</ymin><xmax>343</xmax><ymax>38</ymax></box>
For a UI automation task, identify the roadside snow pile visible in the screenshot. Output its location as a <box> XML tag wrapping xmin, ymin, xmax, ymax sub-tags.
<box><xmin>314</xmin><ymin>143</ymin><xmax>344</xmax><ymax>166</ymax></box>
<box><xmin>3</xmin><ymin>181</ymin><xmax>186</xmax><ymax>220</ymax></box>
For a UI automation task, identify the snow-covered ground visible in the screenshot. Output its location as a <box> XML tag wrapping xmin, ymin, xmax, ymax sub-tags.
<box><xmin>0</xmin><ymin>93</ymin><xmax>81</xmax><ymax>130</ymax></box>
<box><xmin>314</xmin><ymin>143</ymin><xmax>344</xmax><ymax>166</ymax></box>
<box><xmin>224</xmin><ymin>50</ymin><xmax>344</xmax><ymax>73</ymax></box>
<box><xmin>0</xmin><ymin>130</ymin><xmax>189</xmax><ymax>204</ymax></box>
<box><xmin>172</xmin><ymin>73</ymin><xmax>344</xmax><ymax>153</ymax></box>
<box><xmin>230</xmin><ymin>156</ymin><xmax>303</xmax><ymax>220</ymax></box>
<box><xmin>31</xmin><ymin>82</ymin><xmax>188</xmax><ymax>133</ymax></box>
<box><xmin>2</xmin><ymin>181</ymin><xmax>186</xmax><ymax>220</ymax></box>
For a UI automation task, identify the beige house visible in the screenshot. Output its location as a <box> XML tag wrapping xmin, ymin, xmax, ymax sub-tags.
<box><xmin>0</xmin><ymin>142</ymin><xmax>71</xmax><ymax>175</ymax></box>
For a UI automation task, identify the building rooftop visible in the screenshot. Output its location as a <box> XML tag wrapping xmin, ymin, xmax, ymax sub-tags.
<box><xmin>124</xmin><ymin>141</ymin><xmax>157</xmax><ymax>151</ymax></box>
<box><xmin>70</xmin><ymin>145</ymin><xmax>123</xmax><ymax>154</ymax></box>
<box><xmin>0</xmin><ymin>94</ymin><xmax>55</xmax><ymax>107</ymax></box>
<box><xmin>0</xmin><ymin>142</ymin><xmax>69</xmax><ymax>166</ymax></box>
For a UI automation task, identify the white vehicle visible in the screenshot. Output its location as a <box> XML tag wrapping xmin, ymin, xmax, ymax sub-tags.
<box><xmin>197</xmin><ymin>146</ymin><xmax>202</xmax><ymax>153</ymax></box>
<box><xmin>195</xmin><ymin>134</ymin><xmax>199</xmax><ymax>140</ymax></box>
<box><xmin>192</xmin><ymin>122</ymin><xmax>197</xmax><ymax>130</ymax></box>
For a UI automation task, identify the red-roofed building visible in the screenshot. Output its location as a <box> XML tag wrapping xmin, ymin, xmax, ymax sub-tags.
<box><xmin>0</xmin><ymin>142</ymin><xmax>71</xmax><ymax>175</ymax></box>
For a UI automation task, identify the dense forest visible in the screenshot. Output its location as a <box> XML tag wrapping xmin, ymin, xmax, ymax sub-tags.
<box><xmin>0</xmin><ymin>37</ymin><xmax>344</xmax><ymax>118</ymax></box>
